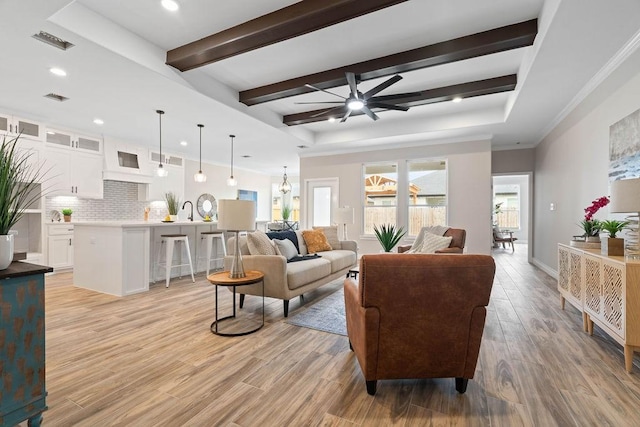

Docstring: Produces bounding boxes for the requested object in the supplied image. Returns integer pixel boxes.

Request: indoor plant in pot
[165,192,180,222]
[282,204,292,221]
[0,135,47,269]
[62,208,73,222]
[600,219,629,256]
[374,223,406,252]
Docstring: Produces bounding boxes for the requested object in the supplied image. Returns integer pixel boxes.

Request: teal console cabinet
[0,262,52,426]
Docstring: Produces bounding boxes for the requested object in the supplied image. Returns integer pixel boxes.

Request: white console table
[557,243,640,372]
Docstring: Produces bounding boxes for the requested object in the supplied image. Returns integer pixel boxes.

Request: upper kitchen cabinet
[138,150,184,202]
[14,137,42,179]
[45,128,102,154]
[45,148,104,199]
[0,113,44,140]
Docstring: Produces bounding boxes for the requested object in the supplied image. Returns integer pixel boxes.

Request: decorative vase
[64,215,71,222]
[602,237,624,256]
[0,234,15,270]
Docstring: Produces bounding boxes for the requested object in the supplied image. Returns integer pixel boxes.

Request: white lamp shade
[610,178,640,213]
[217,199,255,231]
[334,207,354,224]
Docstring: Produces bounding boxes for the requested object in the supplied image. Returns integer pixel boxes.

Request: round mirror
[197,193,217,220]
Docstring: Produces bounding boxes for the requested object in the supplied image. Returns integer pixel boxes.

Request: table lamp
[217,199,256,278]
[610,177,640,259]
[334,206,355,240]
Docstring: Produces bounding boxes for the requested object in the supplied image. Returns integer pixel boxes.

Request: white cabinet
[139,151,184,202]
[45,148,104,198]
[14,137,42,179]
[12,185,44,263]
[0,113,44,140]
[45,128,102,154]
[47,224,74,270]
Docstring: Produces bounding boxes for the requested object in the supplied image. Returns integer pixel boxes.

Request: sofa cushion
[416,232,452,254]
[286,257,332,290]
[295,231,308,255]
[313,226,340,249]
[316,249,356,273]
[267,230,300,252]
[302,229,332,253]
[273,238,298,260]
[247,230,277,255]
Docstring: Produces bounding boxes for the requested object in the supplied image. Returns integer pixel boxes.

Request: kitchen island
[73,221,223,296]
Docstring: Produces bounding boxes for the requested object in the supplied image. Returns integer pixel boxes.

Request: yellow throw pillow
[302,229,332,253]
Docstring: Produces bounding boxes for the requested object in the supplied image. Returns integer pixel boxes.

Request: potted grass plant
[600,219,629,256]
[373,223,406,252]
[165,192,180,221]
[62,208,73,222]
[282,204,292,221]
[0,135,48,269]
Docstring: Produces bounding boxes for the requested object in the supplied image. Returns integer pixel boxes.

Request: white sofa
[224,231,357,317]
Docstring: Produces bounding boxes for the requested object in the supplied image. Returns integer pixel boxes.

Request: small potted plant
[600,219,629,256]
[165,192,180,222]
[282,204,292,221]
[62,208,73,222]
[373,223,406,252]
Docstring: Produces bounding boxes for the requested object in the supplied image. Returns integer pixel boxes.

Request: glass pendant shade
[279,166,291,194]
[194,124,207,182]
[156,109,167,177]
[227,134,237,187]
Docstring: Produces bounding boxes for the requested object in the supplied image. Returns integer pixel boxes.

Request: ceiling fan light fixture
[161,0,179,12]
[227,134,237,187]
[347,99,364,110]
[194,124,207,183]
[328,117,336,123]
[156,109,167,177]
[452,96,463,103]
[279,166,291,194]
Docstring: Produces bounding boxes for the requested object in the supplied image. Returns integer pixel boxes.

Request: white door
[304,178,339,229]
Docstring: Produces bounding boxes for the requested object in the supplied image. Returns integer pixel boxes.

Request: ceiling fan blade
[305,84,347,99]
[346,72,359,97]
[368,102,409,111]
[340,109,352,123]
[294,101,344,104]
[361,106,379,121]
[363,74,402,99]
[311,106,345,118]
[370,92,422,102]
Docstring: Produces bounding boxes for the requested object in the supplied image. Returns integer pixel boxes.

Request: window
[493,184,520,229]
[407,160,447,235]
[363,163,397,234]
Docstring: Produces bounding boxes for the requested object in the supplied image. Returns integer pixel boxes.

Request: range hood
[103,138,153,184]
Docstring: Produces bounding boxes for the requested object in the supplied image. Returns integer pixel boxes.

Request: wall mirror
[197,193,217,219]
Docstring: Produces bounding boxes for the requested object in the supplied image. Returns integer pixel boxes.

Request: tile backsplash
[46,180,167,222]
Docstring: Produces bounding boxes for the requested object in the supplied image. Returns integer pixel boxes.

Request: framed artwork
[610,107,640,180]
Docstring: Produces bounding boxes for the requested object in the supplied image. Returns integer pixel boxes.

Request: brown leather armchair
[397,228,466,254]
[344,253,495,395]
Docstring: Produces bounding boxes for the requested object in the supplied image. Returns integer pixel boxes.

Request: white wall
[533,47,640,272]
[300,139,493,255]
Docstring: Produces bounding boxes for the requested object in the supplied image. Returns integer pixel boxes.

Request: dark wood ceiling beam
[241,19,536,106]
[282,74,517,126]
[166,0,408,72]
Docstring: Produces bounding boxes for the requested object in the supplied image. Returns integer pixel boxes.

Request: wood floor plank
[29,244,640,426]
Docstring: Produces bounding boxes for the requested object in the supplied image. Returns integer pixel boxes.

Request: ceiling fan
[297,72,420,123]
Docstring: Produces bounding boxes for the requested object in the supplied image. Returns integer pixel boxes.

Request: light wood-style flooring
[29,245,640,426]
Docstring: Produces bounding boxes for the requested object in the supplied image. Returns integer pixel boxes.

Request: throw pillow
[247,230,277,256]
[273,238,299,260]
[266,230,300,252]
[419,232,453,254]
[301,229,332,253]
[313,226,339,249]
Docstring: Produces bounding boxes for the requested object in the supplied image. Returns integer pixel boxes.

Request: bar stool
[156,234,195,288]
[199,231,227,276]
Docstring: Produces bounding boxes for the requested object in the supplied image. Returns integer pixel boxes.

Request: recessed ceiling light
[93,118,104,125]
[161,0,179,11]
[49,67,67,77]
[180,140,187,146]
[327,117,336,123]
[452,97,462,103]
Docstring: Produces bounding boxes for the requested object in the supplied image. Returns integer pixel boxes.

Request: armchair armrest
[435,247,463,254]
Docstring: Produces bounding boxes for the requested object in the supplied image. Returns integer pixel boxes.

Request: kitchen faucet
[182,201,193,221]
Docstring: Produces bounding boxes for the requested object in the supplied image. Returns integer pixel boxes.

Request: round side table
[207,270,264,336]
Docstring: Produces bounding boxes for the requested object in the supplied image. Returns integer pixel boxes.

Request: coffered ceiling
[1,0,640,175]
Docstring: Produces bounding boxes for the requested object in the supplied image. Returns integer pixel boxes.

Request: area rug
[286,288,347,336]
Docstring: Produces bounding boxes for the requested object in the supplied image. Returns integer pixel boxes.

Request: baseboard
[531,257,557,280]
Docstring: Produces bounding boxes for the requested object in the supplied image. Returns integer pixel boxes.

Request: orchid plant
[580,196,609,236]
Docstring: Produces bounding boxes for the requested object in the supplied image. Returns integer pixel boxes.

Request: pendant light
[194,124,207,182]
[226,134,237,186]
[279,166,291,194]
[156,110,168,177]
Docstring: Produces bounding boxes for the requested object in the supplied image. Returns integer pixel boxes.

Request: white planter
[0,234,15,270]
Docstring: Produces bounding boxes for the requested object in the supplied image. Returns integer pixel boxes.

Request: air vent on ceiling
[32,31,74,50]
[44,93,69,102]
[241,155,251,158]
